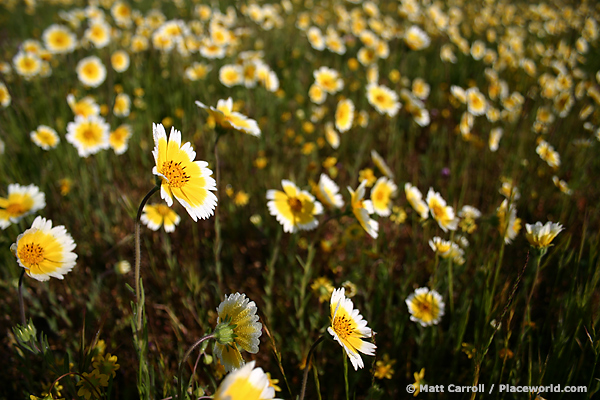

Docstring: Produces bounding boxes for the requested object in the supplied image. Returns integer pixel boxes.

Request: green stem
[343,349,350,400]
[135,185,160,332]
[18,269,26,327]
[299,335,325,400]
[177,333,216,400]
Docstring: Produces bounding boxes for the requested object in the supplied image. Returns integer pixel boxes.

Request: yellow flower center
[6,203,27,216]
[288,197,303,212]
[161,160,190,187]
[431,204,444,218]
[18,242,45,266]
[332,314,353,340]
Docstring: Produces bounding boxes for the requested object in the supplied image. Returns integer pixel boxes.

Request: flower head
[213,293,262,372]
[370,177,397,217]
[213,361,279,400]
[406,287,445,327]
[405,183,429,219]
[0,81,10,108]
[525,221,563,249]
[348,180,379,239]
[335,98,354,133]
[152,123,217,221]
[315,173,344,209]
[0,184,45,229]
[367,83,400,117]
[373,354,396,380]
[67,94,100,118]
[267,180,323,233]
[196,98,261,137]
[111,50,130,72]
[109,124,132,155]
[30,125,60,150]
[66,115,110,157]
[141,204,181,232]
[11,216,77,281]
[328,288,376,370]
[497,199,521,244]
[76,56,107,88]
[405,26,430,50]
[42,24,77,54]
[426,188,458,232]
[371,150,394,178]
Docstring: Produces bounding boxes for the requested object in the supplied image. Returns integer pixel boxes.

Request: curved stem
[49,371,103,399]
[299,335,325,400]
[18,269,26,327]
[177,333,216,400]
[135,185,160,332]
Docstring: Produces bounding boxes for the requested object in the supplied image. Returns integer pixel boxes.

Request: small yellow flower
[411,367,425,396]
[311,276,334,303]
[141,204,181,233]
[358,168,377,187]
[373,354,396,380]
[92,353,120,379]
[233,191,249,206]
[77,370,108,400]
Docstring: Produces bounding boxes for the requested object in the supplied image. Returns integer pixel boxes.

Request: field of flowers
[1,0,599,399]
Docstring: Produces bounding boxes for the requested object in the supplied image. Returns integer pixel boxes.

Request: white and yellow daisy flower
[497,199,521,244]
[314,66,344,94]
[335,98,354,133]
[42,24,77,54]
[525,221,563,250]
[404,25,430,50]
[67,94,100,118]
[367,83,400,117]
[13,51,42,79]
[111,1,132,28]
[405,183,429,219]
[552,176,572,195]
[536,139,561,168]
[111,50,130,73]
[141,203,181,233]
[267,180,323,233]
[185,62,211,81]
[348,180,379,239]
[466,87,487,116]
[196,98,261,137]
[213,293,263,372]
[113,93,131,117]
[426,188,458,232]
[0,184,45,229]
[109,124,132,155]
[412,78,430,100]
[489,127,503,152]
[30,125,60,150]
[66,115,110,157]
[11,216,77,281]
[328,287,376,371]
[324,122,340,149]
[315,173,344,209]
[213,361,278,400]
[308,84,326,104]
[370,177,397,217]
[0,82,10,108]
[371,150,394,178]
[406,287,445,327]
[84,19,111,48]
[152,123,218,221]
[76,56,107,88]
[428,237,454,257]
[219,64,244,87]
[307,26,325,51]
